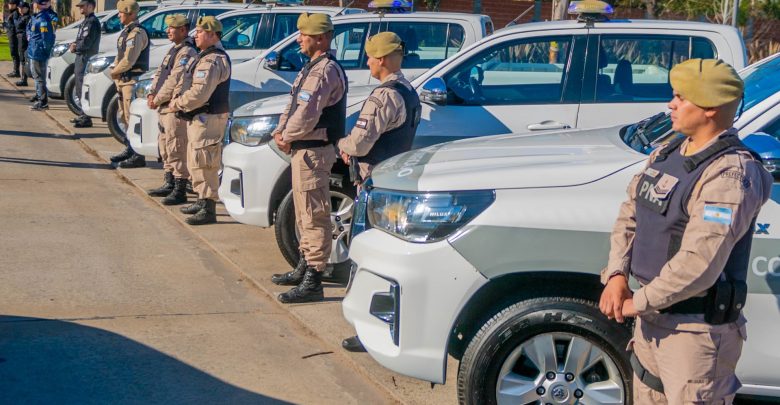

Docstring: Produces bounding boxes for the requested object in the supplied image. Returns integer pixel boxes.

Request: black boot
[185,199,217,225]
[73,116,93,128]
[7,71,20,78]
[272,257,307,286]
[185,180,195,195]
[278,267,324,304]
[110,147,134,163]
[148,171,174,196]
[180,198,205,215]
[30,101,48,111]
[30,95,39,103]
[118,153,146,168]
[15,79,27,86]
[161,177,188,205]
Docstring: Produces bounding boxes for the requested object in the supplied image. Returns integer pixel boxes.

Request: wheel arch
[268,165,292,226]
[59,63,75,95]
[101,86,117,121]
[447,271,606,361]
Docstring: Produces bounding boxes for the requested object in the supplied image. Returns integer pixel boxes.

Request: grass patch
[0,35,11,62]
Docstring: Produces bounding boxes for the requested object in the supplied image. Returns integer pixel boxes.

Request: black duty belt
[630,352,665,393]
[290,139,330,150]
[659,296,706,315]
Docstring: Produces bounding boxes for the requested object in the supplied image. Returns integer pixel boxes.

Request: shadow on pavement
[0,315,293,404]
[0,129,109,140]
[0,156,114,170]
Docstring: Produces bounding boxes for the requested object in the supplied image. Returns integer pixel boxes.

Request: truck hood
[370,125,647,192]
[232,84,378,117]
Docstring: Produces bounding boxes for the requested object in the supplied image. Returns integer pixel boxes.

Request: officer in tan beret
[146,14,198,206]
[338,31,420,184]
[169,16,231,225]
[109,0,150,168]
[270,13,347,304]
[600,59,772,404]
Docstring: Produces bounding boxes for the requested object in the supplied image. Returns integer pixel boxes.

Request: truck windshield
[622,54,780,155]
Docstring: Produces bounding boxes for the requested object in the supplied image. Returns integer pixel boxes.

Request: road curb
[0,74,406,405]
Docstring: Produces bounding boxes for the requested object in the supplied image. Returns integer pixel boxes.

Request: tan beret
[297,13,333,35]
[116,0,139,14]
[670,59,744,108]
[164,14,189,29]
[197,15,222,32]
[366,32,404,58]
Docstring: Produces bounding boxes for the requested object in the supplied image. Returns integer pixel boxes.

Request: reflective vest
[357,79,421,165]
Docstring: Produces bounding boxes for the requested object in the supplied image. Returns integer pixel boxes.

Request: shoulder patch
[367,96,384,109]
[299,91,311,102]
[180,57,189,66]
[127,38,135,47]
[195,70,207,79]
[356,118,368,129]
[703,204,733,225]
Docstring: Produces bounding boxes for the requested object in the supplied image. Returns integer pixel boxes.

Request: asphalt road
[0,80,392,404]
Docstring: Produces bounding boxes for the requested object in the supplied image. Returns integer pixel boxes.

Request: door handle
[527,121,571,131]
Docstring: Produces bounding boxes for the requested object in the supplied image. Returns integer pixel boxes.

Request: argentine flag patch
[299,91,311,102]
[703,205,733,225]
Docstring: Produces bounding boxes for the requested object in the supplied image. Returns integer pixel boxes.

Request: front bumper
[81,71,113,119]
[127,98,160,159]
[218,143,290,227]
[46,55,73,96]
[342,229,488,384]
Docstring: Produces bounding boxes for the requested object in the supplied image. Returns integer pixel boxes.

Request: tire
[63,75,81,115]
[106,95,127,144]
[274,182,356,281]
[457,297,632,405]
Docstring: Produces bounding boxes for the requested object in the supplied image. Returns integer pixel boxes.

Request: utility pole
[732,0,740,26]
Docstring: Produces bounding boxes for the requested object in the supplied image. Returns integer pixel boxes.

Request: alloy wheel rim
[496,332,625,405]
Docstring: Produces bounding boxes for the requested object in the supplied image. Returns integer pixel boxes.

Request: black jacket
[74,12,100,56]
[14,11,30,36]
[6,9,20,36]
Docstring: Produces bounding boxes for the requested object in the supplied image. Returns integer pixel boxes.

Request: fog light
[370,281,400,345]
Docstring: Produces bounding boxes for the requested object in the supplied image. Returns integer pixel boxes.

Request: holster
[175,105,209,122]
[704,280,747,325]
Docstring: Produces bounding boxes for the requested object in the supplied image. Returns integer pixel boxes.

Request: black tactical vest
[287,53,347,148]
[117,22,150,76]
[180,46,232,115]
[631,132,760,285]
[357,79,421,165]
[152,38,196,96]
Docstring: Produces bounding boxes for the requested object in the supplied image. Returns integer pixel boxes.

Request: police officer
[27,0,57,111]
[70,0,101,128]
[599,59,773,404]
[338,31,421,353]
[338,31,420,184]
[109,0,149,168]
[169,16,230,226]
[13,2,31,87]
[270,13,346,304]
[5,0,21,78]
[145,14,197,205]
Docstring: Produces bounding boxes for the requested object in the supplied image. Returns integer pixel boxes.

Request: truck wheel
[274,184,356,282]
[63,75,81,115]
[106,95,127,144]
[457,297,632,405]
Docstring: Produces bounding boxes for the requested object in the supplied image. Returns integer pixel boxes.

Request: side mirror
[743,132,780,178]
[420,77,447,106]
[236,34,250,47]
[101,21,107,33]
[264,51,280,71]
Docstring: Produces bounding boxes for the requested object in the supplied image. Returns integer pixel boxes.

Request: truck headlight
[229,115,280,146]
[86,55,115,74]
[51,42,71,57]
[133,78,153,100]
[367,189,495,243]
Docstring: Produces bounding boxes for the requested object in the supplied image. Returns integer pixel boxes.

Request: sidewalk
[0,64,458,404]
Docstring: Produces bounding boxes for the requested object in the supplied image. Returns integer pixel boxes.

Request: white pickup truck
[343,53,780,405]
[219,13,747,277]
